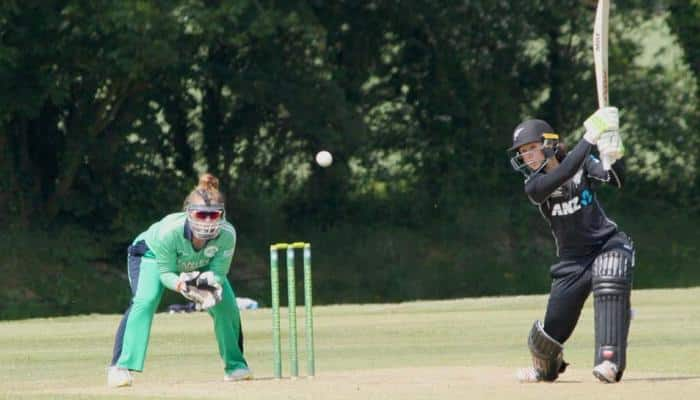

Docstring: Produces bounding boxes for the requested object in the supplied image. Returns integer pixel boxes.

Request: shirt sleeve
[524,139,593,204]
[585,154,625,188]
[208,226,236,285]
[146,229,180,291]
[159,269,180,291]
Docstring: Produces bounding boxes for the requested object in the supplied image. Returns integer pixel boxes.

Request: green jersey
[136,212,236,290]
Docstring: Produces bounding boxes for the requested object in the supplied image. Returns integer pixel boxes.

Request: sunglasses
[190,210,223,220]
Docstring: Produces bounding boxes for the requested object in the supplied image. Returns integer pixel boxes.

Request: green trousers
[113,257,248,373]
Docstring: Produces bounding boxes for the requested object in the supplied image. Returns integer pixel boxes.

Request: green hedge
[2,198,697,320]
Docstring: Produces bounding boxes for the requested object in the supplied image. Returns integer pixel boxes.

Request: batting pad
[592,250,633,380]
[528,320,565,381]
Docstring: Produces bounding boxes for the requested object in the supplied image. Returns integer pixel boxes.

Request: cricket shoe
[516,367,541,383]
[224,367,253,382]
[107,366,133,388]
[593,360,619,383]
[516,361,568,383]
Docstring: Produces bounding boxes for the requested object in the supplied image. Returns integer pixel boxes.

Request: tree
[0,1,180,226]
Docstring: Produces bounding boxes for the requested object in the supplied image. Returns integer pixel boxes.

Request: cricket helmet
[508,119,561,177]
[186,189,225,240]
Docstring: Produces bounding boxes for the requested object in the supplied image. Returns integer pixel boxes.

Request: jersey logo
[204,245,218,258]
[580,189,593,206]
[551,196,581,216]
[179,259,210,271]
[513,127,524,141]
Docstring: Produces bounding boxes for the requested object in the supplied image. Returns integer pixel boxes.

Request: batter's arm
[585,154,625,188]
[525,139,594,203]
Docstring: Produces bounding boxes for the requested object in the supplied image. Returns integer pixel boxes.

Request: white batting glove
[583,107,619,145]
[598,130,624,170]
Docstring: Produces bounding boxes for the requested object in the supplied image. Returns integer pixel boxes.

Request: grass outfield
[2,287,700,400]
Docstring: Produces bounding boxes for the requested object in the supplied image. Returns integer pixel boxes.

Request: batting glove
[583,107,619,145]
[598,130,624,169]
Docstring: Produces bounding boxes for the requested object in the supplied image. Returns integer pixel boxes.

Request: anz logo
[551,189,593,216]
[580,189,593,206]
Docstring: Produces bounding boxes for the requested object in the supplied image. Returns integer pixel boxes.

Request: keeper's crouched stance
[107,174,251,387]
[509,108,635,383]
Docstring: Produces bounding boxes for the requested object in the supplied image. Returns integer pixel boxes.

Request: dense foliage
[1,1,698,318]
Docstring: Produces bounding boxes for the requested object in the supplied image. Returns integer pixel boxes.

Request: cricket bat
[593,0,613,170]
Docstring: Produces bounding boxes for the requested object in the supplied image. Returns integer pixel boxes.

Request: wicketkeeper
[108,173,251,387]
[509,107,634,383]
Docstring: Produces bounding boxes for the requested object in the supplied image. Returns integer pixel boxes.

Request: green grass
[2,287,700,399]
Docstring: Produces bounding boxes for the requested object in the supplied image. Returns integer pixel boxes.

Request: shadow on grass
[529,376,700,384]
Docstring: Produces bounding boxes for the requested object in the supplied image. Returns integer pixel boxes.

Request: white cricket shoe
[224,367,253,382]
[516,360,568,383]
[516,367,541,383]
[107,366,133,388]
[593,360,619,383]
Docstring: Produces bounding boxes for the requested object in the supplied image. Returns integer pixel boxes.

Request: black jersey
[524,139,624,258]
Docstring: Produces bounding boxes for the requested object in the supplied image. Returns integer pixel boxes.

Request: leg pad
[593,251,634,379]
[528,320,564,382]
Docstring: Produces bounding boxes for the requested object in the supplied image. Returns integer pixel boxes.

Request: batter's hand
[584,107,618,145]
[598,130,624,169]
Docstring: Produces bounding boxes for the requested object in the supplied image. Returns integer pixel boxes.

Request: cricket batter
[509,107,634,383]
[107,173,251,387]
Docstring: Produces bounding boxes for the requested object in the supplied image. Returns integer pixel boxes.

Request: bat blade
[593,0,610,108]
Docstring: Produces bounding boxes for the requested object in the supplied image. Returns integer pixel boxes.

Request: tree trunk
[44,81,136,220]
[202,80,224,178]
[544,27,564,130]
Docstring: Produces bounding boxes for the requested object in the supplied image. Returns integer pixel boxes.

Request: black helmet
[508,119,555,151]
[508,119,560,177]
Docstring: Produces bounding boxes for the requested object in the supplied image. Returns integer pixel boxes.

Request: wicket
[269,242,315,379]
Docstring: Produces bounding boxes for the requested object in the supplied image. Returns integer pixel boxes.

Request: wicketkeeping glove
[178,271,223,310]
[195,271,223,302]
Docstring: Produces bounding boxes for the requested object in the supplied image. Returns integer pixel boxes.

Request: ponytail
[183,173,225,208]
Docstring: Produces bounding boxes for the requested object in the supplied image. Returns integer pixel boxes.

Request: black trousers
[543,231,634,343]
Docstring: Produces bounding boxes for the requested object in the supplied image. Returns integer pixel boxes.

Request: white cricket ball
[315,150,333,167]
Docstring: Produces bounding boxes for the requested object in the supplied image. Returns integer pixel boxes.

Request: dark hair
[183,173,225,208]
[555,143,568,162]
